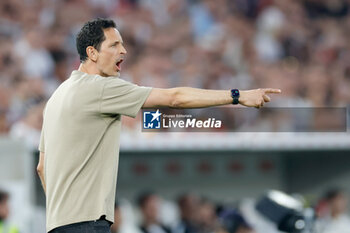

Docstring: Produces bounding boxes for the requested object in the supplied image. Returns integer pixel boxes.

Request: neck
[78,61,100,76]
[331,211,341,218]
[144,218,158,227]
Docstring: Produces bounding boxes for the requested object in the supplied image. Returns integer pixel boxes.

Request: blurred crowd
[2,186,350,233]
[99,189,350,233]
[111,191,254,233]
[98,189,350,233]
[1,0,350,150]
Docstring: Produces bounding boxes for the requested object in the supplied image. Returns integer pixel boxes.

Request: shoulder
[340,214,350,223]
[101,76,142,93]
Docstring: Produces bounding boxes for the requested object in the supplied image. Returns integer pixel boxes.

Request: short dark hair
[324,188,344,201]
[177,192,194,207]
[76,18,116,62]
[137,191,156,208]
[0,190,9,203]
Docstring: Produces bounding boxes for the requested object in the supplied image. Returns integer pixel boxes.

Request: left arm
[37,151,46,195]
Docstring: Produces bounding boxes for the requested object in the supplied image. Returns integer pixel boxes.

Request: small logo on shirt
[143,109,162,129]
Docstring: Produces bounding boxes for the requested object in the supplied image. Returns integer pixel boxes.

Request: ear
[86,46,98,62]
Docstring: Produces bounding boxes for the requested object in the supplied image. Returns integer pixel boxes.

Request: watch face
[231,89,240,104]
[232,89,239,97]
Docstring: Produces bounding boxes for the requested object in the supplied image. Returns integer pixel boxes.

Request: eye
[111,42,119,47]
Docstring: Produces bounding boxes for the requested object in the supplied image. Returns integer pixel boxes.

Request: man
[110,203,121,233]
[315,188,350,233]
[111,202,140,233]
[175,193,200,233]
[37,18,281,233]
[137,192,171,233]
[0,190,19,233]
[219,208,255,233]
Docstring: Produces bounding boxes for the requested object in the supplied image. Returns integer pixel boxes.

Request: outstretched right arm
[142,87,281,109]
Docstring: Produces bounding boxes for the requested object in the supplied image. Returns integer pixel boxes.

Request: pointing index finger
[263,88,281,94]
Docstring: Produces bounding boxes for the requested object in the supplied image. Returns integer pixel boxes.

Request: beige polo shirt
[39,70,152,232]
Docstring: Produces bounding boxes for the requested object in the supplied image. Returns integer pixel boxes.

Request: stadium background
[1,0,350,233]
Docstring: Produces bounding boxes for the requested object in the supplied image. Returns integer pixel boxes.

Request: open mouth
[116,59,124,71]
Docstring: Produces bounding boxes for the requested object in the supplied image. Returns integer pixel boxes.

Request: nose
[121,45,127,55]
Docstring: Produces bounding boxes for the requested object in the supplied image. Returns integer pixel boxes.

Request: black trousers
[49,219,111,233]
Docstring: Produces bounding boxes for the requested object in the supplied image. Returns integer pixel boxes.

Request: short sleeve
[38,106,46,152]
[100,78,152,118]
[39,124,45,152]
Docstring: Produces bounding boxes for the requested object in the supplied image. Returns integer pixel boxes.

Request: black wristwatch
[231,89,240,105]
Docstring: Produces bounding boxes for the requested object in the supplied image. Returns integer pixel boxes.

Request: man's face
[0,199,9,220]
[181,195,200,221]
[96,28,127,77]
[330,193,348,215]
[142,195,159,222]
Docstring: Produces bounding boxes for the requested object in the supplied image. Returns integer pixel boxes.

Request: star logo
[150,109,162,122]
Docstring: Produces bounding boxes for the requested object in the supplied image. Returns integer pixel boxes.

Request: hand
[239,88,281,108]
